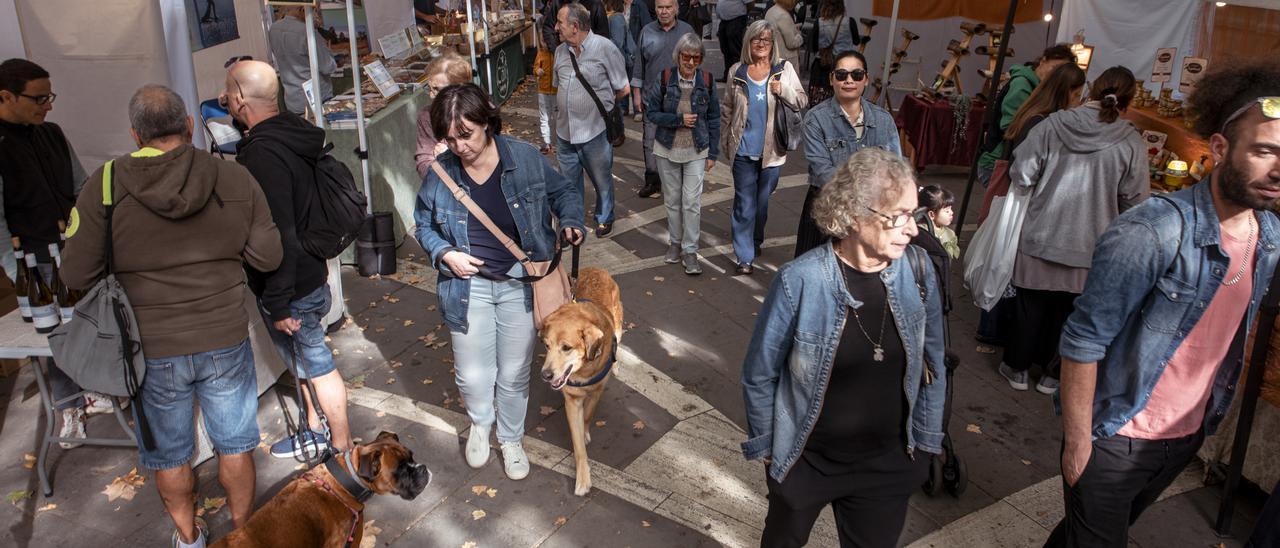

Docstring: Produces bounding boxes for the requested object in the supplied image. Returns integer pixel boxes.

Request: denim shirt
[1060,181,1280,439]
[643,68,721,158]
[413,135,585,333]
[802,98,902,189]
[741,243,948,482]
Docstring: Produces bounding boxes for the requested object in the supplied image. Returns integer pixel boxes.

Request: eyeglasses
[680,54,703,63]
[219,75,247,109]
[1220,97,1280,135]
[750,37,773,45]
[833,69,867,82]
[19,92,56,105]
[224,55,253,69]
[866,206,916,228]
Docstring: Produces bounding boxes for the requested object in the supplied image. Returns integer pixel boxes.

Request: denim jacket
[643,68,721,158]
[802,97,902,189]
[741,243,947,482]
[413,135,585,333]
[1060,181,1280,439]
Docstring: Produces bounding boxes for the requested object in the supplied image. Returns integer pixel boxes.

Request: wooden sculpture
[928,21,986,96]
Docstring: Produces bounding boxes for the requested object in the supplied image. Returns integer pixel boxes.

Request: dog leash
[274,335,332,469]
[302,465,362,548]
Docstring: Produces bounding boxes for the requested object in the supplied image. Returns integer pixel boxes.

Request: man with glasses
[796,50,901,257]
[632,0,693,199]
[1048,59,1280,547]
[0,57,110,448]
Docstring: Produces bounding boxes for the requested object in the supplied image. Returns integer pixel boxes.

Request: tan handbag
[430,163,572,330]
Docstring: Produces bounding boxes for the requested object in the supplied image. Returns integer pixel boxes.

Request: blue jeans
[656,155,706,254]
[449,277,537,444]
[137,338,259,470]
[556,131,615,224]
[731,155,781,265]
[262,284,337,379]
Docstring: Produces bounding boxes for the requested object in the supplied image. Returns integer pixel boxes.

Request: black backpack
[298,143,367,259]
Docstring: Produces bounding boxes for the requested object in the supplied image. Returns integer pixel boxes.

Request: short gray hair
[812,148,917,239]
[563,2,591,33]
[129,84,188,143]
[740,20,781,66]
[671,32,705,65]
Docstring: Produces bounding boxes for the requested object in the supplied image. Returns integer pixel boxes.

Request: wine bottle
[25,252,59,333]
[56,221,85,306]
[12,237,31,323]
[48,244,75,324]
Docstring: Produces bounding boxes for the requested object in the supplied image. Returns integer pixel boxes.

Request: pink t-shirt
[1119,218,1256,440]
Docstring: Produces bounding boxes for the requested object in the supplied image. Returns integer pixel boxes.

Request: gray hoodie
[1012,103,1149,269]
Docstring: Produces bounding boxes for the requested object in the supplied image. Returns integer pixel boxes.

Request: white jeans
[537,93,556,146]
[449,277,536,443]
[656,155,707,254]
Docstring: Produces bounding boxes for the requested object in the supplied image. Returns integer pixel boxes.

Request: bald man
[268,6,336,114]
[221,61,352,459]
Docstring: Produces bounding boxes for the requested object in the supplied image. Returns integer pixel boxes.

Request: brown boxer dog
[212,431,431,548]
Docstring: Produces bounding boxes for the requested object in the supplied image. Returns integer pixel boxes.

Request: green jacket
[978,64,1040,171]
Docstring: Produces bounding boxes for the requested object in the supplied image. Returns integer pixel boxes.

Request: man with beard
[1049,59,1280,547]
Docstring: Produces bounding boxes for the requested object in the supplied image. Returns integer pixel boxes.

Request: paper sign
[407,25,425,53]
[1179,57,1209,94]
[1151,47,1177,83]
[378,30,412,59]
[1141,130,1168,158]
[362,60,400,98]
[302,78,316,107]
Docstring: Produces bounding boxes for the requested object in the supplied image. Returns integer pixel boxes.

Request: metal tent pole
[954,0,1019,233]
[466,0,480,84]
[345,0,372,210]
[304,5,326,129]
[877,0,900,94]
[481,0,493,96]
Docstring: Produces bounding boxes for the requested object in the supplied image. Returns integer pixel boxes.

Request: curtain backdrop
[1055,0,1201,82]
[872,0,1044,23]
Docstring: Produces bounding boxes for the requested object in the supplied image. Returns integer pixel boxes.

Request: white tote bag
[963,185,1033,311]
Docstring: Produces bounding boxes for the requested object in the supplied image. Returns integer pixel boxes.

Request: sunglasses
[680,54,703,63]
[224,55,253,68]
[1220,97,1280,135]
[19,92,56,105]
[833,69,867,82]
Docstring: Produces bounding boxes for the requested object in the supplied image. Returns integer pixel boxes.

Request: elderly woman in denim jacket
[741,148,945,548]
[414,84,585,481]
[644,32,720,275]
[721,20,807,276]
[796,50,902,257]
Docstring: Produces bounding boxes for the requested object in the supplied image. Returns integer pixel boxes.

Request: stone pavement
[0,41,1270,548]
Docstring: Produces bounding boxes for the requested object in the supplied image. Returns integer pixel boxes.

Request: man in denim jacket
[1050,61,1280,547]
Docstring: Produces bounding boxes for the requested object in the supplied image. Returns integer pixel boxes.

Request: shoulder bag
[47,160,156,450]
[568,49,626,147]
[773,61,804,154]
[429,162,572,329]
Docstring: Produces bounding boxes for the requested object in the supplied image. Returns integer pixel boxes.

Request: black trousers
[1045,430,1205,548]
[1248,479,1280,548]
[761,451,927,548]
[1005,287,1078,378]
[718,15,748,80]
[794,185,828,258]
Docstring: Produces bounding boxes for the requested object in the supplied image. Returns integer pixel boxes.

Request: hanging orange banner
[872,0,1044,24]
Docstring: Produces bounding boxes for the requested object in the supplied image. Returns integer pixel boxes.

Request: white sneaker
[465,423,491,468]
[84,391,122,415]
[998,363,1029,391]
[500,441,530,480]
[59,408,86,449]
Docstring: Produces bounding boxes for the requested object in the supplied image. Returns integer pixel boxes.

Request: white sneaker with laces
[59,408,86,449]
[465,423,491,468]
[84,392,119,415]
[500,441,530,480]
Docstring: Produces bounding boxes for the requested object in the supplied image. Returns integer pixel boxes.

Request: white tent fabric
[1056,0,1202,83]
[0,0,24,60]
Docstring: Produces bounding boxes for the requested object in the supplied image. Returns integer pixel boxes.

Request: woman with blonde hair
[415,52,474,178]
[742,147,945,547]
[721,20,806,275]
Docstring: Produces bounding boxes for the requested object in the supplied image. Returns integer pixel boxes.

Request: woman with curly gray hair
[740,147,947,547]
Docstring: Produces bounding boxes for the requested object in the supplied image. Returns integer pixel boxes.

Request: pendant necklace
[849,298,889,361]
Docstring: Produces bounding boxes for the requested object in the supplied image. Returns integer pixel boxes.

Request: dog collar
[325,450,375,503]
[567,336,617,388]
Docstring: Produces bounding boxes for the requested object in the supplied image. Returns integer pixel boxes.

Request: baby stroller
[911,210,968,498]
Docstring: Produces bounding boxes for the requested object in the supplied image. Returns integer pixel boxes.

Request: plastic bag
[963,185,1032,311]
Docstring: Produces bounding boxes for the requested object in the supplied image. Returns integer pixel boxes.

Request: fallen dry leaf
[1020,459,1032,466]
[625,322,637,330]
[540,406,556,417]
[422,378,434,385]
[594,420,606,427]
[554,516,568,526]
[101,468,146,502]
[471,485,488,496]
[375,411,386,417]
[388,297,401,304]
[201,497,227,515]
[641,520,652,527]
[644,291,654,296]
[632,420,646,430]
[428,305,438,311]
[385,378,397,385]
[360,519,383,548]
[472,509,486,520]
[535,425,547,433]
[403,319,414,327]
[653,276,665,282]
[462,542,477,548]
[23,453,35,470]
[965,424,983,435]
[485,488,497,498]
[36,503,56,512]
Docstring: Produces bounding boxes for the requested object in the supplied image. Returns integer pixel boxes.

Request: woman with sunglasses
[796,50,901,258]
[721,20,807,275]
[741,147,945,548]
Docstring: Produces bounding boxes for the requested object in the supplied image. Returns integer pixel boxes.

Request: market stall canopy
[871,0,1043,23]
[1211,0,1277,8]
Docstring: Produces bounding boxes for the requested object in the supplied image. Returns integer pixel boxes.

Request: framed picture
[1070,43,1094,72]
[188,0,240,51]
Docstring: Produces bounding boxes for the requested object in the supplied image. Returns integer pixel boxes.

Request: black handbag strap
[103,160,118,275]
[568,49,612,122]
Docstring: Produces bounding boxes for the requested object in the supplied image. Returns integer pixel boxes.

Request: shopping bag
[963,184,1031,311]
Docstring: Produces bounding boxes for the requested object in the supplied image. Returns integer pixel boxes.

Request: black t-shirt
[804,261,909,473]
[462,161,521,278]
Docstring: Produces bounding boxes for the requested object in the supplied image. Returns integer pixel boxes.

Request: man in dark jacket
[222,60,353,459]
[62,84,282,548]
[0,57,108,449]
